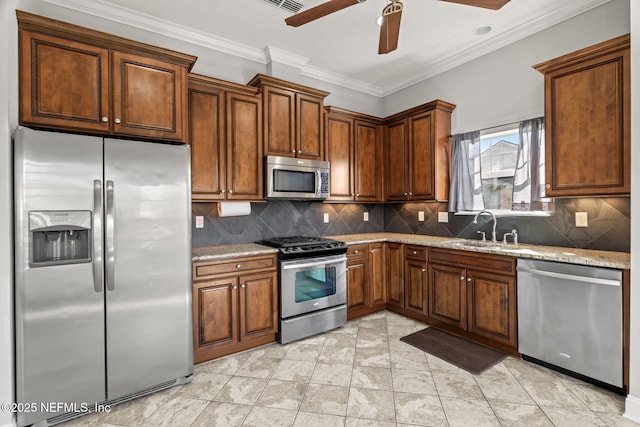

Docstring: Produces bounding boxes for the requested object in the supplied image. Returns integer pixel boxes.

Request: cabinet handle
[114,118,121,124]
[236,264,241,269]
[356,194,360,197]
[370,250,374,253]
[545,184,551,189]
[221,189,225,193]
[102,117,108,123]
[412,250,417,255]
[460,276,464,280]
[404,193,408,196]
[228,190,233,194]
[409,192,413,196]
[292,149,296,153]
[354,250,359,254]
[233,285,237,290]
[241,284,246,289]
[298,150,301,154]
[422,268,426,272]
[467,278,472,282]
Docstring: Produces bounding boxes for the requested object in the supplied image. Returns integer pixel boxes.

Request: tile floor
[62,311,636,427]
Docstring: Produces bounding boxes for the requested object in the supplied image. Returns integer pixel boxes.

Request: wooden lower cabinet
[386,243,404,309]
[346,243,386,319]
[428,248,517,354]
[192,254,278,363]
[404,246,428,318]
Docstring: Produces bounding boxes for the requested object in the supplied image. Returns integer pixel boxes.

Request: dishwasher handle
[517,266,621,287]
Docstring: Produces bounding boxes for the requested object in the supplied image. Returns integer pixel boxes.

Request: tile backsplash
[192,197,630,253]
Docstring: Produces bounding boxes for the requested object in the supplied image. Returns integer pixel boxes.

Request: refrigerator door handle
[93,180,104,293]
[106,180,115,291]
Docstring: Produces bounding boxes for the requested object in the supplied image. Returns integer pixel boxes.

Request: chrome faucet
[473,210,497,243]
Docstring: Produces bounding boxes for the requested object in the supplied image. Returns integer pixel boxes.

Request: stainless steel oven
[258,236,348,344]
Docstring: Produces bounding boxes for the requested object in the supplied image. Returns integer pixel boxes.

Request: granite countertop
[328,233,630,270]
[192,233,630,270]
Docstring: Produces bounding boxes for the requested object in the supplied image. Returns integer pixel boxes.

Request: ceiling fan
[285,0,511,54]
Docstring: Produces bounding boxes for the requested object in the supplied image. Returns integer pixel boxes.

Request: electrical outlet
[323,213,329,224]
[363,212,369,222]
[418,211,425,222]
[438,212,449,223]
[575,212,588,227]
[195,216,204,229]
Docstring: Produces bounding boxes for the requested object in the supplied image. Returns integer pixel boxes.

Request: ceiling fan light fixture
[473,25,493,35]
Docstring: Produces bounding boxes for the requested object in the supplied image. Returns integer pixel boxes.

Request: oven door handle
[281,255,347,270]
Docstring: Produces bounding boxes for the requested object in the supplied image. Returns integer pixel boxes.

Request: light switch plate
[363,212,369,222]
[438,212,449,223]
[195,216,204,229]
[323,213,330,224]
[418,211,425,222]
[575,212,588,227]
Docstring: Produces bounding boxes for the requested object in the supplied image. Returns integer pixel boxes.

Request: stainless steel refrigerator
[14,127,194,427]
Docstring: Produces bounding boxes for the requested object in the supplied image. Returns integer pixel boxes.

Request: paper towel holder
[217,202,251,217]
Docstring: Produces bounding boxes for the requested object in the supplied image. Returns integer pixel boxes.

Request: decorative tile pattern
[193,197,630,252]
[60,311,631,427]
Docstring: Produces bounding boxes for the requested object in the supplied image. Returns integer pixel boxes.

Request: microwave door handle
[316,170,322,196]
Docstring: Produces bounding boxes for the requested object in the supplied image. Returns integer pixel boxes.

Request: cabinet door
[385,119,409,201]
[347,257,368,311]
[544,48,630,196]
[111,51,186,142]
[297,94,324,160]
[368,243,386,307]
[239,272,278,341]
[466,270,516,348]
[326,114,354,201]
[386,243,404,308]
[226,91,263,200]
[263,86,296,157]
[20,30,110,133]
[404,258,427,317]
[355,121,382,202]
[189,85,226,201]
[408,111,434,200]
[193,277,238,361]
[428,263,466,330]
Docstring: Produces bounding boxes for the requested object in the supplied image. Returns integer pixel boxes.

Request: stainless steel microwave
[265,155,330,200]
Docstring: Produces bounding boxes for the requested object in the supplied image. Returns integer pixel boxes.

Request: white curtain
[449,131,482,212]
[512,117,545,208]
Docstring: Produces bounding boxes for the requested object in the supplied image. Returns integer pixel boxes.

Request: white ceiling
[43,0,612,96]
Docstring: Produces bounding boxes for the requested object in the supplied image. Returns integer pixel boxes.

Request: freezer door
[14,128,105,427]
[104,138,193,399]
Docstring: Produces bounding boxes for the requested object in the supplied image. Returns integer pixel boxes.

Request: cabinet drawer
[347,244,369,259]
[429,248,515,275]
[405,245,427,260]
[194,255,276,280]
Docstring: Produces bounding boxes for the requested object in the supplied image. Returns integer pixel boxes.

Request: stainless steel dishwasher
[517,258,623,390]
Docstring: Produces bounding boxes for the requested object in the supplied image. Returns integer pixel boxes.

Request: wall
[384,0,630,134]
[624,1,640,423]
[193,197,630,253]
[384,198,630,252]
[192,202,384,246]
[0,0,15,424]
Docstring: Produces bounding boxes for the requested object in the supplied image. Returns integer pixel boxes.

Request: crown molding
[40,0,613,98]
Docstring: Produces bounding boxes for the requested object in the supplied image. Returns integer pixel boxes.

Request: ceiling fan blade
[378,1,403,54]
[285,0,364,27]
[440,0,510,10]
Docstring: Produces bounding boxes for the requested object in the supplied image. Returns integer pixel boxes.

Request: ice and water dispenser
[29,211,92,266]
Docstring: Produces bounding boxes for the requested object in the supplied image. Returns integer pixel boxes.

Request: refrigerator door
[14,127,106,427]
[104,138,193,399]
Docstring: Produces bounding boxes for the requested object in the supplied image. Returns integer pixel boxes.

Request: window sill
[454,210,554,218]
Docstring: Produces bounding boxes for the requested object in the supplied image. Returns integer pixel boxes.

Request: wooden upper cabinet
[384,100,455,202]
[18,10,196,143]
[325,107,383,202]
[188,74,262,202]
[249,74,329,160]
[534,34,630,197]
[226,91,263,200]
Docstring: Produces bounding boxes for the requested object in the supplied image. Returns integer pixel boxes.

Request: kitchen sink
[445,240,541,255]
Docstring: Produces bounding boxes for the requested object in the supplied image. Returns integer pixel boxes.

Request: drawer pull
[236,264,241,269]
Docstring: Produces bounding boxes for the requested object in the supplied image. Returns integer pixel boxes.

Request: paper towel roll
[217,202,251,217]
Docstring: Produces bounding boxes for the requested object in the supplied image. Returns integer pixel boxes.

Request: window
[449,117,552,215]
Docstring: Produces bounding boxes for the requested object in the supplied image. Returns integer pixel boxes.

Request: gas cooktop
[258,236,347,259]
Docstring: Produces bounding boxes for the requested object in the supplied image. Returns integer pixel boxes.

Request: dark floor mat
[400,327,507,375]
